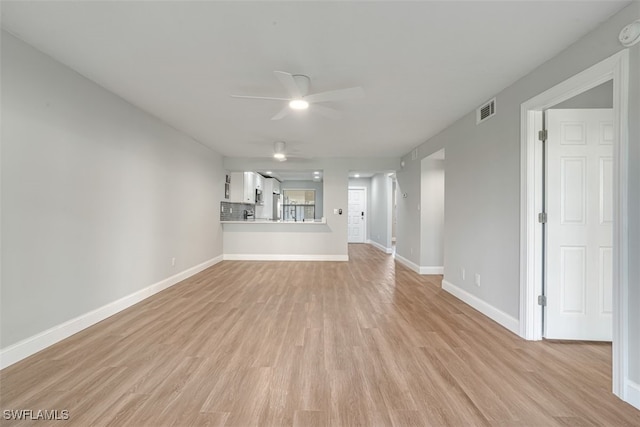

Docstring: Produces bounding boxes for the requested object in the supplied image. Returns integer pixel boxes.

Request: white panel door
[545,109,613,341]
[348,188,366,243]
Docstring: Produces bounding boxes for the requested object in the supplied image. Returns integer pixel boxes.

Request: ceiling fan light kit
[273,141,288,161]
[288,99,309,110]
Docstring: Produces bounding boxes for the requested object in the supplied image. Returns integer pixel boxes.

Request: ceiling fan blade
[304,86,364,104]
[231,95,289,101]
[271,106,291,121]
[274,71,302,99]
[312,104,341,120]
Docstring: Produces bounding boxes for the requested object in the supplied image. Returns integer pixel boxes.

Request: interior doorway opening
[348,171,396,253]
[420,149,445,275]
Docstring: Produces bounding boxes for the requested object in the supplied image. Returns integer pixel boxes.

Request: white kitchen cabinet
[229,171,257,204]
[255,174,264,191]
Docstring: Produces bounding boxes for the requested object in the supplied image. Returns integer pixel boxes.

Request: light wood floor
[1,244,639,426]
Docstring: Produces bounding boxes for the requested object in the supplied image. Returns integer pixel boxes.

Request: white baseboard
[366,240,393,254]
[420,266,444,275]
[0,255,223,370]
[394,253,421,274]
[223,254,348,261]
[442,280,520,336]
[393,254,443,275]
[625,379,640,410]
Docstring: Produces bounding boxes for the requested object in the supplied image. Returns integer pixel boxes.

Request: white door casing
[545,109,613,341]
[348,188,366,243]
[520,49,629,401]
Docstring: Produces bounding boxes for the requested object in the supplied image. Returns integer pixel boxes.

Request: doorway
[520,50,629,398]
[348,187,366,243]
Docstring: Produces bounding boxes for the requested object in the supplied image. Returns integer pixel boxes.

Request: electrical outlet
[171,257,176,267]
[461,268,466,280]
[220,205,224,213]
[410,248,413,255]
[475,273,481,287]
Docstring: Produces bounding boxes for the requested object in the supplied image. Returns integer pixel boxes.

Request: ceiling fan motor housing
[292,74,310,96]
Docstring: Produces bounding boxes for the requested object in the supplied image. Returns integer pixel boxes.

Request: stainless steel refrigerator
[272,193,282,220]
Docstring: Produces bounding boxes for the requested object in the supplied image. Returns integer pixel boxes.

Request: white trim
[394,253,421,274]
[625,379,640,411]
[223,254,348,261]
[519,50,629,399]
[393,254,443,275]
[386,176,394,251]
[366,239,393,254]
[442,280,520,336]
[0,255,223,369]
[348,186,367,243]
[419,266,444,275]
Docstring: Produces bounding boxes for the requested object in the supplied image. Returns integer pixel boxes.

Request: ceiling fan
[272,141,307,162]
[231,71,364,120]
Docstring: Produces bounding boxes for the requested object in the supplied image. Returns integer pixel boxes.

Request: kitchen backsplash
[220,201,255,221]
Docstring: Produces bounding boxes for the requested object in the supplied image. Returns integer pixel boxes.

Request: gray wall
[281,180,324,219]
[1,33,225,348]
[396,160,421,263]
[369,174,393,250]
[420,158,445,268]
[396,2,640,385]
[552,80,613,109]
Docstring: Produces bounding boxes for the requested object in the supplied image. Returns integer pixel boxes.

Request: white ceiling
[1,1,629,160]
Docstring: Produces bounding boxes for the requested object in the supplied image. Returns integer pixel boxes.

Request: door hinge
[538,129,548,141]
[538,212,547,224]
[538,295,547,306]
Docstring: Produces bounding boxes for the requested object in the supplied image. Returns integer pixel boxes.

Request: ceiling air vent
[476,98,496,124]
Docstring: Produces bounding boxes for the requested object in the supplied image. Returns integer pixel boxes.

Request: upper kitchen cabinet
[272,179,281,195]
[255,173,264,191]
[229,171,257,204]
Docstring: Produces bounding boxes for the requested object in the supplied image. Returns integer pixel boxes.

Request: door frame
[348,186,367,243]
[519,50,629,398]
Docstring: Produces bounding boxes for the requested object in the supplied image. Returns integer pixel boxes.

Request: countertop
[221,218,327,225]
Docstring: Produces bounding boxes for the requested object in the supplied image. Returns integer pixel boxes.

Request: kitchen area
[220,170,325,224]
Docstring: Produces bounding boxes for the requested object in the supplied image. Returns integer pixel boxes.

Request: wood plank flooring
[1,244,639,426]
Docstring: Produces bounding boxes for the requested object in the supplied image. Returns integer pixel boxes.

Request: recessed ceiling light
[265,171,272,174]
[354,174,360,178]
[289,99,309,110]
[273,153,287,161]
